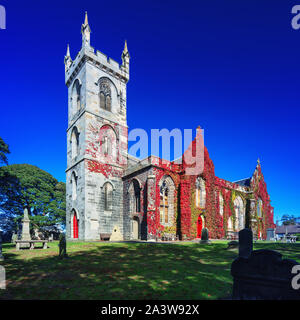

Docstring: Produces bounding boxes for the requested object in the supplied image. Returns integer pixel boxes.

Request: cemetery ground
[0,241,299,300]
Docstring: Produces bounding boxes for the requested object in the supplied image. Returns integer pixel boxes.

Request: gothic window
[196,177,206,208]
[128,179,141,214]
[100,92,105,109]
[71,172,77,201]
[72,79,81,113]
[159,176,175,226]
[102,135,112,156]
[160,182,169,224]
[234,196,244,231]
[71,127,79,160]
[103,182,113,211]
[257,198,263,217]
[227,216,233,231]
[99,79,111,111]
[219,193,224,216]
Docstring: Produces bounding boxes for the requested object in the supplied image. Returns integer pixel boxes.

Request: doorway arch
[197,215,205,238]
[131,216,139,240]
[72,209,79,239]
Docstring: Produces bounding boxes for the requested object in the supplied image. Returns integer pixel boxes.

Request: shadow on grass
[0,242,237,300]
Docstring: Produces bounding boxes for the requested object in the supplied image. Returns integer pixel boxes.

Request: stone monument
[200,227,211,244]
[109,226,123,241]
[11,232,17,243]
[231,249,300,300]
[58,234,68,259]
[238,228,253,259]
[20,208,31,248]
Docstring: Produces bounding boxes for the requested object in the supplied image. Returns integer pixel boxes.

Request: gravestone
[227,240,239,250]
[110,226,123,241]
[58,234,68,259]
[0,231,4,261]
[11,232,17,243]
[200,227,211,244]
[231,249,300,300]
[33,228,40,240]
[20,208,31,248]
[49,234,54,242]
[239,228,253,258]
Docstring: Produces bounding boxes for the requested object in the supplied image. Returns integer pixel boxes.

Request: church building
[65,13,275,241]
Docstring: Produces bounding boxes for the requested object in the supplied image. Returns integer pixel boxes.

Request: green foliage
[282,215,296,225]
[0,137,10,165]
[0,164,66,232]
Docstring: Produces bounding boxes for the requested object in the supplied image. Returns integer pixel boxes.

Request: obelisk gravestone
[21,208,31,248]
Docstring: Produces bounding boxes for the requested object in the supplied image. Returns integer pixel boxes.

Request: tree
[281,215,296,225]
[0,137,10,165]
[0,164,66,233]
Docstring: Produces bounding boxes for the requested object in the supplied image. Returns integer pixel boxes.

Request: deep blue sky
[1,0,300,222]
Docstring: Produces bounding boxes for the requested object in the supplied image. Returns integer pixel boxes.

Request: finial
[84,11,89,26]
[124,40,128,53]
[81,11,91,47]
[257,158,260,165]
[66,44,70,58]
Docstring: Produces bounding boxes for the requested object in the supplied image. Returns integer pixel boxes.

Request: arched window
[257,198,263,217]
[72,79,81,113]
[227,216,233,231]
[103,183,113,211]
[160,182,169,224]
[196,177,206,208]
[71,172,77,201]
[159,176,175,226]
[102,136,112,156]
[128,179,141,214]
[100,92,105,109]
[99,79,111,111]
[71,127,79,159]
[219,193,224,216]
[234,196,245,231]
[99,125,117,161]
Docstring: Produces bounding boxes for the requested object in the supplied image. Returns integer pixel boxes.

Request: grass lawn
[0,240,299,300]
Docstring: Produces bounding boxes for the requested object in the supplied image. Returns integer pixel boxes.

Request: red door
[197,216,203,238]
[73,214,78,239]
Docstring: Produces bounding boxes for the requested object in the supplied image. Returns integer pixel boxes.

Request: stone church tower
[65,13,129,240]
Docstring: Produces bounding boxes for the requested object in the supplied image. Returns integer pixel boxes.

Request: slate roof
[232,177,251,187]
[275,224,300,234]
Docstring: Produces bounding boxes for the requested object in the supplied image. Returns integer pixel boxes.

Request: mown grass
[0,240,299,300]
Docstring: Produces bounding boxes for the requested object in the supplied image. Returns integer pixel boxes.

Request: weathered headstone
[0,231,4,261]
[109,225,123,241]
[227,240,239,250]
[49,233,54,242]
[58,234,67,259]
[33,228,40,240]
[239,228,253,258]
[231,249,300,300]
[200,227,211,244]
[11,232,17,243]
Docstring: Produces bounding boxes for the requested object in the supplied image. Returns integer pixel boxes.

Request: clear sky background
[0,0,299,223]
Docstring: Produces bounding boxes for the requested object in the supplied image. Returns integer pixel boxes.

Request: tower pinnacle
[64,44,72,71]
[121,40,130,72]
[81,11,91,47]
